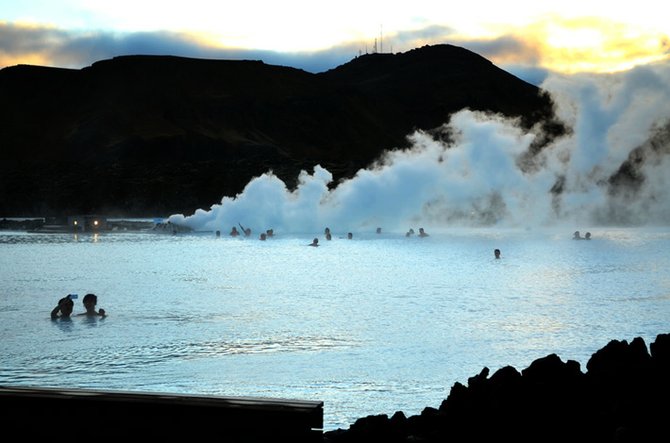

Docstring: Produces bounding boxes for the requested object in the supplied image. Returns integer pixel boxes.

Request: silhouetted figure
[494,249,501,259]
[215,230,221,238]
[347,232,353,239]
[77,293,106,317]
[309,238,319,247]
[325,232,332,240]
[239,223,251,237]
[406,228,415,237]
[51,295,74,319]
[573,231,582,240]
[585,232,591,240]
[266,229,274,238]
[418,228,429,237]
[376,227,382,234]
[259,233,267,241]
[230,226,239,237]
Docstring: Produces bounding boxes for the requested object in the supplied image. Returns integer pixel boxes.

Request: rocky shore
[324,333,669,443]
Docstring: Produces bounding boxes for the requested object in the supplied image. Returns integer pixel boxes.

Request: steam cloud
[168,61,670,233]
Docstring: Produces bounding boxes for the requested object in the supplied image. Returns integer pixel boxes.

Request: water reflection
[51,317,74,332]
[2,227,669,432]
[81,316,104,328]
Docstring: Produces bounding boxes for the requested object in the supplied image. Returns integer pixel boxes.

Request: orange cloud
[517,15,670,73]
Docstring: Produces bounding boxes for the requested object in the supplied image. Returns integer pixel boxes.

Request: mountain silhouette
[0,44,565,217]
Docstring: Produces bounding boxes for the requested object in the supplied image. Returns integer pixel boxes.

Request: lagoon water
[1,226,669,430]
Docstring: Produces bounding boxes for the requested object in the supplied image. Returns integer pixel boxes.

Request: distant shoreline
[0,217,157,233]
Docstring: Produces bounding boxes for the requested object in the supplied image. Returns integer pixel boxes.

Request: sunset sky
[1,0,668,84]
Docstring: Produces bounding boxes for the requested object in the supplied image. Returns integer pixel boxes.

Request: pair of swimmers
[51,293,106,319]
[229,225,274,239]
[230,224,251,237]
[406,228,429,237]
[573,231,592,240]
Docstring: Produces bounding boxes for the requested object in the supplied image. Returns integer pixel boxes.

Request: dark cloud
[0,23,71,53]
[391,25,456,47]
[0,22,548,79]
[459,35,535,60]
[0,23,360,73]
[445,35,547,85]
[500,65,550,86]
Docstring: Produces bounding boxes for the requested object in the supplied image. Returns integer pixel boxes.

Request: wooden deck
[0,385,323,441]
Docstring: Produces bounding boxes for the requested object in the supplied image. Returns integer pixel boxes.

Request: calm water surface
[1,227,669,430]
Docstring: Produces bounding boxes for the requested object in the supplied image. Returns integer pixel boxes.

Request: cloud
[389,25,456,48]
[520,15,670,73]
[0,23,358,73]
[0,21,552,79]
[5,16,666,80]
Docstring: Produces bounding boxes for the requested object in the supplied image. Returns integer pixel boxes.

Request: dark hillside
[321,45,551,130]
[0,45,564,217]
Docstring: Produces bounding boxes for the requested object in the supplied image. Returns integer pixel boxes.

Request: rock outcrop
[324,333,670,442]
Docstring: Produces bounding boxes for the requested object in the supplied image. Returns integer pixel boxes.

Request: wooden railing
[0,385,323,442]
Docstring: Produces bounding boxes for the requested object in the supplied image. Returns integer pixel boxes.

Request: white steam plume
[168,60,670,233]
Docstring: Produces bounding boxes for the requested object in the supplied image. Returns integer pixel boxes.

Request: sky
[1,0,668,83]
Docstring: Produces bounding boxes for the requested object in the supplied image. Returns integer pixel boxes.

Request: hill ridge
[0,44,563,217]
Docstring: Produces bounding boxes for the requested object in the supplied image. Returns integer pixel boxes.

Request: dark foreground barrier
[0,385,323,442]
[324,333,670,443]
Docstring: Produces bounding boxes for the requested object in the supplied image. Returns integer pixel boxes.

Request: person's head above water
[80,293,106,316]
[61,297,74,313]
[494,248,501,259]
[83,293,97,308]
[51,296,74,318]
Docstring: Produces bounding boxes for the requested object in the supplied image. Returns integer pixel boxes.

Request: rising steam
[168,60,670,233]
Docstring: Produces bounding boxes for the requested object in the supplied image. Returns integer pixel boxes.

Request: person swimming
[573,231,582,240]
[308,238,319,247]
[230,226,239,237]
[585,232,592,240]
[77,293,106,317]
[239,223,251,237]
[406,228,415,237]
[418,228,429,237]
[51,295,74,319]
[494,248,501,259]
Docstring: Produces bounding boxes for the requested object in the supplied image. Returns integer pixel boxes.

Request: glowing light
[546,25,605,51]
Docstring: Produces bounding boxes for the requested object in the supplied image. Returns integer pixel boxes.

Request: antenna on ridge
[380,24,383,53]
